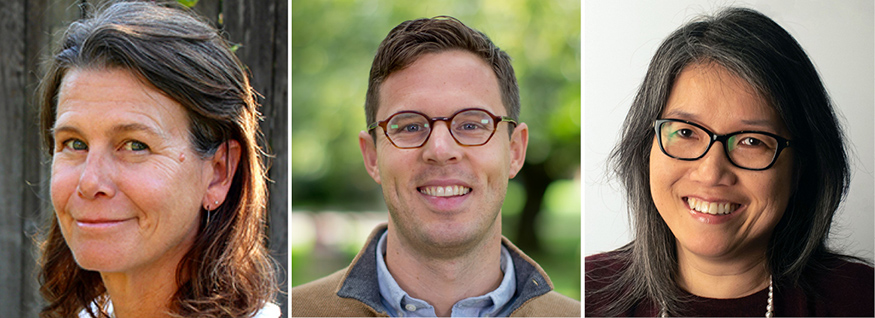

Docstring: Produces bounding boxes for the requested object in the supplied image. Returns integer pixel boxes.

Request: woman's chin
[72,255,127,273]
[69,244,136,273]
[676,237,740,260]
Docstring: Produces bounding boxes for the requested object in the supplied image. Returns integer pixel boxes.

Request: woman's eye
[123,140,149,151]
[63,139,88,151]
[740,137,764,147]
[677,128,695,138]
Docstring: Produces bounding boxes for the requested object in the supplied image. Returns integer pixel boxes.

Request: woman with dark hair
[37,1,278,317]
[585,7,873,317]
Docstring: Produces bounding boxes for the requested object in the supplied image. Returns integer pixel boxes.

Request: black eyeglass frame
[654,118,793,171]
[367,107,518,149]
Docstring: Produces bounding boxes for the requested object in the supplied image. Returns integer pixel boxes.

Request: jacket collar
[333,223,554,316]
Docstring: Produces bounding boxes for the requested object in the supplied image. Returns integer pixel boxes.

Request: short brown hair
[37,1,275,317]
[365,16,519,131]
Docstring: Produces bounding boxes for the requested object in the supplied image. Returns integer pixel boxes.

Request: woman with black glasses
[585,7,873,317]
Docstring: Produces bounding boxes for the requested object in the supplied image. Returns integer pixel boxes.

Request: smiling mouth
[76,218,130,225]
[419,185,471,197]
[73,218,134,231]
[686,197,740,215]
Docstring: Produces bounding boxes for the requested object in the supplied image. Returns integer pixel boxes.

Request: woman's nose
[689,143,737,186]
[421,121,462,165]
[77,150,117,199]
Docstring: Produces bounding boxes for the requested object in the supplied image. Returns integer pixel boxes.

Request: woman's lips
[683,197,742,225]
[75,218,133,230]
[686,197,740,215]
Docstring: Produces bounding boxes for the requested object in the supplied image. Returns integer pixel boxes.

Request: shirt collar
[375,231,517,317]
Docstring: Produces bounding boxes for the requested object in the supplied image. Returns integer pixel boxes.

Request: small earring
[205,201,219,224]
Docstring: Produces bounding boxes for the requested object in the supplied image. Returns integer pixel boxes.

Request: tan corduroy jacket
[292,224,580,317]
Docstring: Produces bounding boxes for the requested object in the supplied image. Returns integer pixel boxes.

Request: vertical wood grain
[0,0,29,313]
[221,0,289,314]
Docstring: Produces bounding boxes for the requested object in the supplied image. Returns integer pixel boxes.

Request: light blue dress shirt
[375,231,517,317]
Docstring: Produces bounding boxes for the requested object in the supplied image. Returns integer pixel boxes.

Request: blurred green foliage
[292,0,580,209]
[292,0,580,300]
[176,0,198,8]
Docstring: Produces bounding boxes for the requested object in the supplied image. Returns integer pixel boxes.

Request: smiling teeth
[420,185,471,197]
[687,197,739,215]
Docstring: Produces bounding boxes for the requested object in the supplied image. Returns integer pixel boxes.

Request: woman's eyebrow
[739,118,776,130]
[50,125,80,137]
[663,110,779,131]
[662,110,696,120]
[109,122,165,139]
[51,123,167,139]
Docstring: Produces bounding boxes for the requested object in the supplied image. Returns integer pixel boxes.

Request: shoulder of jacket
[291,268,387,317]
[292,268,345,294]
[510,291,581,317]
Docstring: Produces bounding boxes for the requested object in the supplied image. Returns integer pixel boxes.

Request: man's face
[359,50,528,252]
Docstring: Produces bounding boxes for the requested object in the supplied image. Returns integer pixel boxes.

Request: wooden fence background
[0,0,288,316]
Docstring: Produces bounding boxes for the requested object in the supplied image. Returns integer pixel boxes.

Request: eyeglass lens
[658,121,780,169]
[386,109,496,147]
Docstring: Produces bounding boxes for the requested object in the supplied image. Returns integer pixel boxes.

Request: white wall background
[583,0,875,261]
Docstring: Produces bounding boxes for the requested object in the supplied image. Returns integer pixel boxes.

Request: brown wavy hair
[364,16,520,135]
[37,1,276,317]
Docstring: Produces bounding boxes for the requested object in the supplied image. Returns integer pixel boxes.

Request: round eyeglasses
[367,108,518,149]
[654,118,792,171]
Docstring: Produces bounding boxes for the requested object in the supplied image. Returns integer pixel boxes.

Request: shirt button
[405,304,417,312]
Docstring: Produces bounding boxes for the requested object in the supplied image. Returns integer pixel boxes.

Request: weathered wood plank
[0,0,28,314]
[188,0,221,27]
[222,0,289,314]
[268,1,289,315]
[23,0,51,315]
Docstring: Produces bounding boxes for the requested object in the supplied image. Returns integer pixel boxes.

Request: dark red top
[585,251,874,317]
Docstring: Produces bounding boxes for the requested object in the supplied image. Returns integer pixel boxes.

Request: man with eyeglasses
[291,16,580,317]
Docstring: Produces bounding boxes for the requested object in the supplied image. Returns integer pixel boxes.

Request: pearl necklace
[660,275,773,317]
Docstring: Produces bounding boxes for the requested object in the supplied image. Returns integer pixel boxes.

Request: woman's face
[649,63,794,261]
[51,68,211,273]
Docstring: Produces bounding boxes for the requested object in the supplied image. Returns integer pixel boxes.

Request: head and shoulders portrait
[18,1,288,317]
[291,1,580,317]
[584,1,874,316]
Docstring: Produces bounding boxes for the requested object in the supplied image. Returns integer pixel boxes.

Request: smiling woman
[51,69,210,274]
[37,2,277,318]
[584,7,874,317]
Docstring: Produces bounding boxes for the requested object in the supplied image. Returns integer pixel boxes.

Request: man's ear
[359,131,381,184]
[508,123,528,178]
[204,140,242,207]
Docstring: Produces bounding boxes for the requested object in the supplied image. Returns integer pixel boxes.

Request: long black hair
[588,7,854,316]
